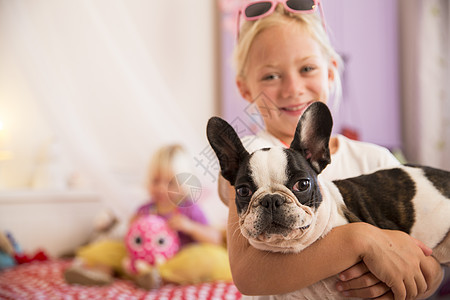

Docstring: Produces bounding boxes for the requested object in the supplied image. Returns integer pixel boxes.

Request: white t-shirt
[241,131,400,181]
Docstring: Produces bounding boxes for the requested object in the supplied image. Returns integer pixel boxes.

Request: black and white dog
[207,102,450,299]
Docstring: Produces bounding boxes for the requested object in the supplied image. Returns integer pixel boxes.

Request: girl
[135,144,223,247]
[222,2,443,299]
[131,144,228,289]
[65,144,228,288]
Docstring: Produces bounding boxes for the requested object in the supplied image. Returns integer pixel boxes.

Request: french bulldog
[206,102,450,299]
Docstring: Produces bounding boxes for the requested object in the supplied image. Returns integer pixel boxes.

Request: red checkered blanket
[0,260,241,299]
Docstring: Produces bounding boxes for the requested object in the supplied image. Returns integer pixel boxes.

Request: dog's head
[207,102,333,252]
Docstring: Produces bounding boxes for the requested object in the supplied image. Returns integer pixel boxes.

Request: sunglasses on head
[236,0,326,41]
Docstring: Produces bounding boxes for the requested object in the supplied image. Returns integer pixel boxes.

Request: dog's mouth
[255,220,311,240]
[267,210,312,235]
[249,222,312,251]
[272,220,310,231]
[299,224,310,230]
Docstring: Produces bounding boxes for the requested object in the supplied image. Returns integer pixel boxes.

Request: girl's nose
[281,73,303,99]
[154,180,169,194]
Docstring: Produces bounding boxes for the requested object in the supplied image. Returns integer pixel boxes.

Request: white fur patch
[249,147,287,189]
[406,167,450,248]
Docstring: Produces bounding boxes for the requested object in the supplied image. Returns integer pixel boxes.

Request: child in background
[134,144,223,248]
[131,144,227,289]
[65,144,227,288]
[221,1,444,299]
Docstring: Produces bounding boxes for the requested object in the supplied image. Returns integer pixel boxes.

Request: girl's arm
[227,193,431,299]
[168,214,223,245]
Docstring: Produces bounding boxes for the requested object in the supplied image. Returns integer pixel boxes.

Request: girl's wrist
[183,219,196,234]
[343,222,377,259]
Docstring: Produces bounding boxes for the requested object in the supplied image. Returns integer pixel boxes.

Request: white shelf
[0,190,104,257]
[0,190,99,204]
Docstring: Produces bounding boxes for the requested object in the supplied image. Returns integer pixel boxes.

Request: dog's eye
[236,186,252,197]
[292,179,310,192]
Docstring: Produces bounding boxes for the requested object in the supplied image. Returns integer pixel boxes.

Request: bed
[0,259,241,299]
[0,192,241,299]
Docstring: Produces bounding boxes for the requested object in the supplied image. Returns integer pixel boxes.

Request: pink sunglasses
[236,0,326,40]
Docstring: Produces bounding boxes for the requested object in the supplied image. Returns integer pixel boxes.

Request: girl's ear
[236,76,252,103]
[328,58,337,88]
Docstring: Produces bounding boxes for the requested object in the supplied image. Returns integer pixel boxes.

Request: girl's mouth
[279,103,311,116]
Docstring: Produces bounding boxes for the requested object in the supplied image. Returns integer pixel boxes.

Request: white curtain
[0,0,223,223]
[400,0,450,169]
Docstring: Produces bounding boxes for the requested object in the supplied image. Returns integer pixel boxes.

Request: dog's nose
[260,195,285,211]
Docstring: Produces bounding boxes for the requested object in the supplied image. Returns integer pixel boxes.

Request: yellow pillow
[159,243,232,285]
[77,240,127,273]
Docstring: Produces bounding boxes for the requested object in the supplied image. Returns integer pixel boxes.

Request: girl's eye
[301,66,315,73]
[236,186,252,197]
[292,179,310,192]
[262,74,280,81]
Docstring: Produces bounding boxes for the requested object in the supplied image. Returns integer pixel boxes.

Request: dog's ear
[207,117,249,185]
[289,102,333,174]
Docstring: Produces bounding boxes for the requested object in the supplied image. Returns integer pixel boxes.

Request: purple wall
[220,0,401,149]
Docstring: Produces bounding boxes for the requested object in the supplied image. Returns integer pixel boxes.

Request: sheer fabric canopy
[1,0,222,223]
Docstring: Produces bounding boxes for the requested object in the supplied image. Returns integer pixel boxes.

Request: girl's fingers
[339,282,390,299]
[414,271,429,297]
[337,272,380,291]
[411,236,432,256]
[374,290,395,300]
[338,261,368,281]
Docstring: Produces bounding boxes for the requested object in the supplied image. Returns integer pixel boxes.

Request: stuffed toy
[123,215,232,290]
[0,231,49,269]
[123,214,180,275]
[0,231,16,269]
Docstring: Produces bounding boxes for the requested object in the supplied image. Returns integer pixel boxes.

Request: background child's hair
[147,144,192,189]
[233,4,343,109]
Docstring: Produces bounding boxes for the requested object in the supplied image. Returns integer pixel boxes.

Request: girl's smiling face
[237,23,335,145]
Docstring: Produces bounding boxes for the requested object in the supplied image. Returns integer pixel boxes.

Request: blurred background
[0,0,448,257]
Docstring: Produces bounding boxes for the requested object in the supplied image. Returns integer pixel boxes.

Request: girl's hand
[168,213,223,245]
[335,239,429,299]
[354,226,430,300]
[336,262,392,299]
[167,214,194,234]
[336,238,442,300]
[411,236,433,256]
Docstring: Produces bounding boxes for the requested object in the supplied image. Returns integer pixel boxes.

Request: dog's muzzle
[239,187,314,247]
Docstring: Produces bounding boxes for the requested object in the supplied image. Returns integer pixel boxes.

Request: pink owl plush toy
[124,215,180,275]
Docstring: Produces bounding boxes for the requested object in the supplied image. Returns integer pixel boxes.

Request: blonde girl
[222,2,443,299]
[136,144,223,246]
[131,144,230,289]
[66,145,229,288]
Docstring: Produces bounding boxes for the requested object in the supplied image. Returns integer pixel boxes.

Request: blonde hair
[147,144,191,189]
[233,4,343,106]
